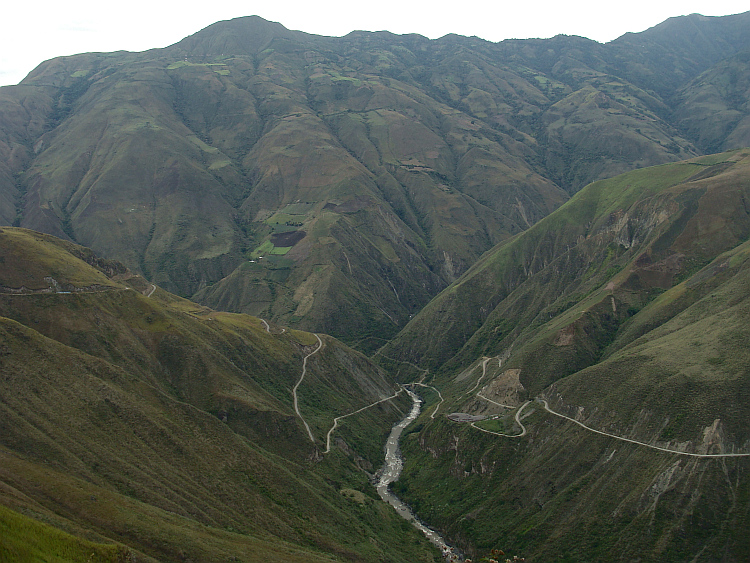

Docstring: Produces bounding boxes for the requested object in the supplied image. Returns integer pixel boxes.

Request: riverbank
[375,387,461,562]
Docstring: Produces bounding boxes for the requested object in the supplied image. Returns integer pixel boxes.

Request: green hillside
[2,10,750,562]
[382,149,750,377]
[0,227,437,562]
[381,150,750,561]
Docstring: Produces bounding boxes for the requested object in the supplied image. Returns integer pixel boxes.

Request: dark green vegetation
[2,12,750,351]
[384,150,750,561]
[0,227,437,562]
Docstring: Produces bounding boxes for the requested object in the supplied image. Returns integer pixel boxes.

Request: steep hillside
[379,150,750,561]
[674,49,750,153]
[2,12,749,350]
[382,149,750,377]
[395,237,750,561]
[0,227,437,562]
[605,11,750,97]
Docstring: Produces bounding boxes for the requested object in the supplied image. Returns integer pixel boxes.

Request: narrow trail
[293,334,323,443]
[145,284,156,298]
[470,401,531,438]
[467,355,528,436]
[412,382,444,419]
[260,319,271,333]
[368,355,443,418]
[1,287,123,296]
[372,351,746,458]
[475,390,514,410]
[465,356,492,396]
[372,353,430,383]
[323,388,404,454]
[292,342,406,451]
[538,399,750,458]
[454,358,750,457]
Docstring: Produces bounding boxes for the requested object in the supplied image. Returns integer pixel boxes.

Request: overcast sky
[1,1,748,87]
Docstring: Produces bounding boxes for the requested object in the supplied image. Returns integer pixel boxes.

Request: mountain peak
[168,15,315,57]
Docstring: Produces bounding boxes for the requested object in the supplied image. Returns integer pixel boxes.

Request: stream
[375,387,461,561]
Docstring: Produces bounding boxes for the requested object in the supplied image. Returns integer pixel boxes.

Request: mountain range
[1,11,749,351]
[2,10,750,562]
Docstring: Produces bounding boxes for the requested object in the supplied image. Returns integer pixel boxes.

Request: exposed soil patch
[554,325,576,346]
[270,230,306,247]
[484,369,525,406]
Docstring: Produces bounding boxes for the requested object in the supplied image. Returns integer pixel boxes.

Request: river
[375,387,461,562]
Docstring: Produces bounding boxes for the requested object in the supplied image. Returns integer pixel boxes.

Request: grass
[251,240,274,257]
[0,228,441,562]
[381,151,750,561]
[0,504,128,563]
[473,417,507,433]
[0,229,118,290]
[270,246,292,255]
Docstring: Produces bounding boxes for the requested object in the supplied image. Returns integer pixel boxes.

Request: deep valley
[2,10,750,562]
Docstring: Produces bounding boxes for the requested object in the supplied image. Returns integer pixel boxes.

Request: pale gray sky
[0,1,748,87]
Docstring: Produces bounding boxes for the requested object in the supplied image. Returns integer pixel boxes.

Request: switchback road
[293,334,323,443]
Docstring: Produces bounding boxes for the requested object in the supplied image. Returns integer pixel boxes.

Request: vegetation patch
[271,230,306,247]
[0,503,128,562]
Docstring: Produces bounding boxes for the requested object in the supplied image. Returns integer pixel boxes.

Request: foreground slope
[381,150,750,561]
[0,227,437,562]
[3,12,750,350]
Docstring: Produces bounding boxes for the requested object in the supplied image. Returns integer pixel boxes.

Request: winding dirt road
[468,355,529,437]
[465,356,492,396]
[470,400,531,438]
[412,382,444,419]
[293,334,323,443]
[538,399,750,458]
[440,357,750,457]
[323,388,404,454]
[292,343,407,451]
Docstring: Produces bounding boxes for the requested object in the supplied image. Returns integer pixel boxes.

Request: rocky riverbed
[375,387,461,562]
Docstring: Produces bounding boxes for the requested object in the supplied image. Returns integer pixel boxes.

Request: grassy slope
[396,242,750,561]
[384,151,750,561]
[0,227,437,563]
[674,49,750,153]
[0,503,131,563]
[382,149,750,380]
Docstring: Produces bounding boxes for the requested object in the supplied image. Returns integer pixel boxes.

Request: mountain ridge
[2,12,749,351]
[2,11,750,561]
